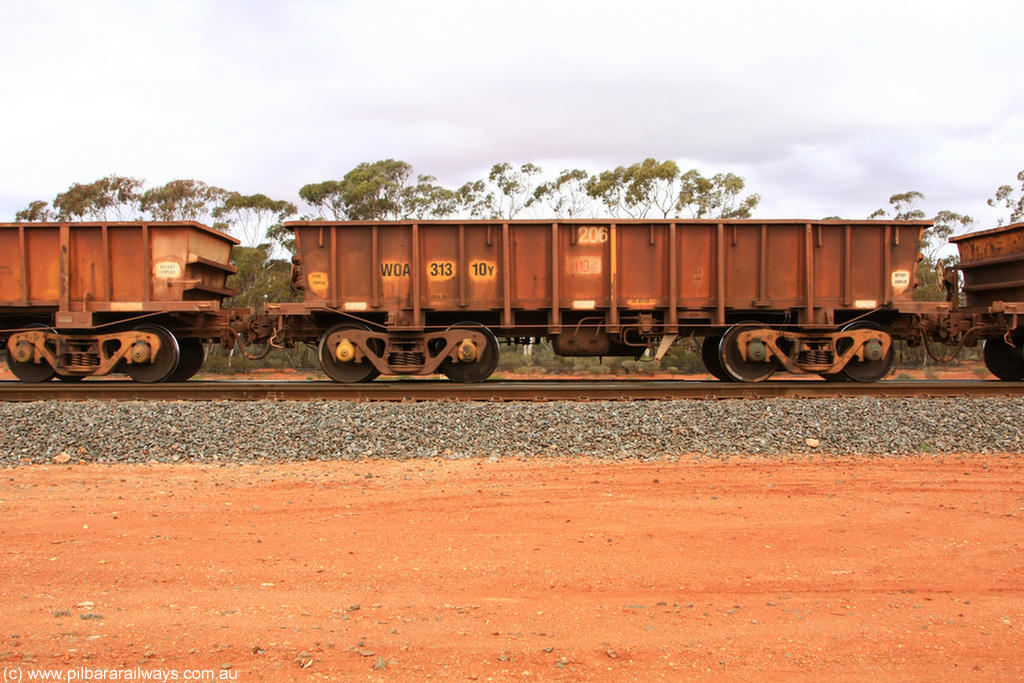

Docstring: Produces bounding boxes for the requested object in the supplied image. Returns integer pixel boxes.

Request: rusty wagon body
[263,219,936,382]
[6,217,1024,384]
[948,222,1024,380]
[0,221,241,382]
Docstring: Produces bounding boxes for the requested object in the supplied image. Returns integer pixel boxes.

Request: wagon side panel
[675,223,716,313]
[0,226,28,306]
[617,223,669,311]
[509,223,551,310]
[108,226,147,305]
[24,226,61,305]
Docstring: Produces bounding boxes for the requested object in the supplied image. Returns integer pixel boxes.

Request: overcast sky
[1,0,1022,228]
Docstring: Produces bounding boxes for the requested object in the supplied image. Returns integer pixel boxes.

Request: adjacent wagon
[949,222,1024,380]
[0,221,241,382]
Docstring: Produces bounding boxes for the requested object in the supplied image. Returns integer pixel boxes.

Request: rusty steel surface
[0,222,244,381]
[0,221,238,318]
[283,219,928,334]
[0,378,1020,402]
[950,222,1024,310]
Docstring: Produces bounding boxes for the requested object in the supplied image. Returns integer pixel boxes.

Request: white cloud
[1,0,1022,226]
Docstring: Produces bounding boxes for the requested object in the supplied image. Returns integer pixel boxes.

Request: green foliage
[340,159,413,219]
[623,158,680,218]
[987,170,1024,226]
[225,245,301,312]
[299,159,758,222]
[14,200,54,222]
[486,162,543,219]
[141,179,227,221]
[585,166,629,216]
[870,192,975,304]
[300,160,418,221]
[297,180,347,219]
[455,179,492,218]
[402,174,459,219]
[213,193,297,250]
[677,169,761,219]
[53,175,144,221]
[533,169,591,217]
[869,191,926,221]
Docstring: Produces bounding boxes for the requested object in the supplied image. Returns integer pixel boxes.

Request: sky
[1,0,1022,230]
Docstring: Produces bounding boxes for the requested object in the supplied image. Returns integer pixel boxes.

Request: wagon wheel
[982,335,1024,381]
[166,338,206,382]
[700,336,732,381]
[5,348,57,382]
[318,323,381,383]
[718,323,778,383]
[441,322,500,383]
[5,324,57,383]
[124,324,180,383]
[838,321,893,383]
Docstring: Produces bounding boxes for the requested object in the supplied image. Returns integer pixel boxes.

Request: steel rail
[0,379,1021,402]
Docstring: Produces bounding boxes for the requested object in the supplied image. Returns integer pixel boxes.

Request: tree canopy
[988,169,1024,226]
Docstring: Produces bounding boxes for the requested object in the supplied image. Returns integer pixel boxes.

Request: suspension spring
[388,351,424,368]
[61,352,99,368]
[798,349,833,365]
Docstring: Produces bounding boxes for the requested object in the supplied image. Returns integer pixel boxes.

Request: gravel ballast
[1,398,1022,464]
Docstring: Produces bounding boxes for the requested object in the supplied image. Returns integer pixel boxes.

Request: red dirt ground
[2,455,1022,681]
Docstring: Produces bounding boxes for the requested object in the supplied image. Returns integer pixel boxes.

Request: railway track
[0,379,1021,402]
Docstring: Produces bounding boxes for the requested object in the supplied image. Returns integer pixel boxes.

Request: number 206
[577,226,608,245]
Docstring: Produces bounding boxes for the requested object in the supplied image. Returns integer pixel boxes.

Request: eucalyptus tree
[988,170,1024,226]
[52,175,145,221]
[213,192,297,250]
[534,169,592,217]
[676,170,760,219]
[141,179,227,221]
[14,200,54,221]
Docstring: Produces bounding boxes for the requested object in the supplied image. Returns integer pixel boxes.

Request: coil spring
[61,352,100,368]
[798,349,833,365]
[388,352,424,368]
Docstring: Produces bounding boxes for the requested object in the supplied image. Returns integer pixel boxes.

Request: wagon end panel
[146,223,237,304]
[950,222,1024,309]
[292,223,335,304]
[182,226,239,301]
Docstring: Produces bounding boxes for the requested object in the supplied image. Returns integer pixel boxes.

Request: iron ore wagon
[949,222,1024,380]
[0,221,241,382]
[6,218,1024,384]
[261,219,936,383]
